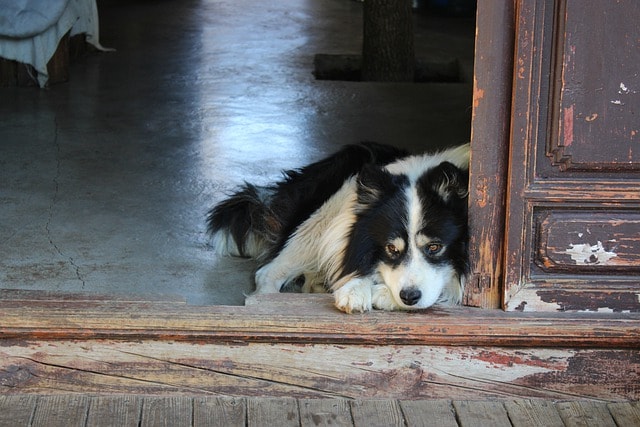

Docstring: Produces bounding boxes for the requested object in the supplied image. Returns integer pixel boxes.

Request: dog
[207,142,470,313]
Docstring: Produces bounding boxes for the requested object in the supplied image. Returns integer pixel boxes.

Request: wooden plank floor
[0,395,638,427]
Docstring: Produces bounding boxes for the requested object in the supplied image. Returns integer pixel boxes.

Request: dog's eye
[386,244,400,258]
[425,243,443,256]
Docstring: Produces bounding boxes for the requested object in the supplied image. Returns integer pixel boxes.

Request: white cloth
[0,0,110,87]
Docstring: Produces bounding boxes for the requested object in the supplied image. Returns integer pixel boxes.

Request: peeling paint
[473,79,485,109]
[537,290,640,313]
[475,178,488,208]
[563,105,574,146]
[618,82,637,94]
[564,241,617,265]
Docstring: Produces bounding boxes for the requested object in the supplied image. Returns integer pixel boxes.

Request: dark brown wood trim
[504,0,549,304]
[466,0,515,309]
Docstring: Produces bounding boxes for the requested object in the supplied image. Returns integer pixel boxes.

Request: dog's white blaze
[385,143,470,180]
[373,185,457,310]
[373,186,427,309]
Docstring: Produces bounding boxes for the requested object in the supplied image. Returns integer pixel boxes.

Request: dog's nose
[400,288,421,306]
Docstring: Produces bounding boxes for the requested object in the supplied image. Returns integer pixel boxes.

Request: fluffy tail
[206,184,276,259]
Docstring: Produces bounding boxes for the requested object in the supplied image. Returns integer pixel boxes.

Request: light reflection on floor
[0,0,474,305]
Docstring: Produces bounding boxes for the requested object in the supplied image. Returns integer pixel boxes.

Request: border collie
[207,142,470,313]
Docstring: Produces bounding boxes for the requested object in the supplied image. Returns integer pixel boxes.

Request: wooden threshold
[1,290,639,399]
[1,289,638,348]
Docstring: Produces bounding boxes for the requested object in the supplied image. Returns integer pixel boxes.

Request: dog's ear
[423,161,469,203]
[357,164,400,205]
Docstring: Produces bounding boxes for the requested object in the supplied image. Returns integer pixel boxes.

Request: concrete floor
[0,0,475,305]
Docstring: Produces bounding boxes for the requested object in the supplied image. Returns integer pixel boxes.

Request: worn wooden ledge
[1,290,639,399]
[1,289,638,348]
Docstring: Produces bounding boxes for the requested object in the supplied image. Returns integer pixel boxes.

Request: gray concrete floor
[0,0,475,305]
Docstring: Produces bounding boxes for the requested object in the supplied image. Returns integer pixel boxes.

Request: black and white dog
[207,142,470,313]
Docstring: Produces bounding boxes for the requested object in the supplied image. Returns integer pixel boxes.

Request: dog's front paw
[333,278,373,314]
[371,284,401,311]
[255,263,289,294]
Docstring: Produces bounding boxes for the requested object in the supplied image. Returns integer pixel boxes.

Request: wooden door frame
[465,0,515,309]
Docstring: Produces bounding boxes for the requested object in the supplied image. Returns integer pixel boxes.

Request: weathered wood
[247,397,299,427]
[454,401,512,427]
[556,401,617,427]
[504,399,564,427]
[6,340,637,400]
[5,395,640,426]
[140,396,192,427]
[1,292,639,348]
[547,1,640,174]
[504,0,640,311]
[193,397,245,427]
[466,0,515,310]
[534,210,640,274]
[1,292,639,400]
[298,398,353,427]
[398,400,458,427]
[31,395,89,427]
[350,400,405,427]
[607,401,640,426]
[0,395,38,427]
[86,396,141,427]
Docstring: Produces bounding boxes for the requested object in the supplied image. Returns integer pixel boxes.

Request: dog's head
[345,161,469,310]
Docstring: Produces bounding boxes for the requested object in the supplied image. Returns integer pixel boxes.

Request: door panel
[504,0,640,312]
[534,208,640,274]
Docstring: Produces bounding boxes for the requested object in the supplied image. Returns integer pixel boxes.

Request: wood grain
[193,396,246,427]
[0,395,38,427]
[31,395,89,427]
[607,401,640,426]
[504,399,564,427]
[505,0,640,311]
[398,400,458,427]
[140,396,192,427]
[298,398,353,427]
[1,291,639,400]
[556,401,617,427]
[1,292,638,348]
[350,400,405,427]
[466,0,514,309]
[86,396,141,427]
[247,397,299,427]
[453,400,512,427]
[1,395,639,426]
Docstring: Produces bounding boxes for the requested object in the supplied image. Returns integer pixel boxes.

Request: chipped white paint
[611,99,625,105]
[565,241,618,265]
[619,82,637,94]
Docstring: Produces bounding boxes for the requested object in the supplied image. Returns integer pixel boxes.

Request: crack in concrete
[44,118,86,289]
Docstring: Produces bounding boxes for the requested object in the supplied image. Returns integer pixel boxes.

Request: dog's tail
[206,184,277,259]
